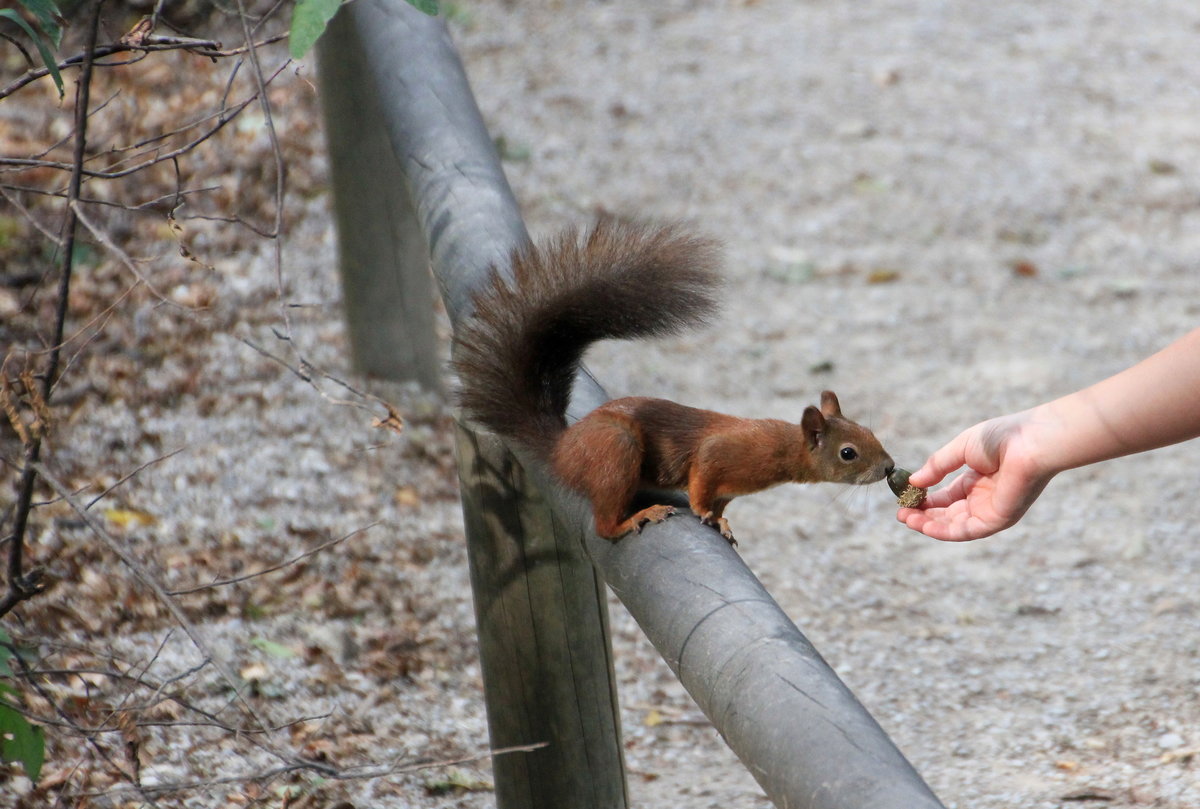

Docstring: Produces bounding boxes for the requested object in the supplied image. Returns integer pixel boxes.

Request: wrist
[1028,391,1112,475]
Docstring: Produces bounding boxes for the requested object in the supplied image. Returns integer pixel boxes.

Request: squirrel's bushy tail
[453,219,722,456]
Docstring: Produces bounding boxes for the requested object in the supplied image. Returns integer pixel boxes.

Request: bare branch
[167,522,378,595]
[0,181,219,213]
[69,201,183,307]
[4,629,160,804]
[233,0,293,381]
[88,742,550,798]
[0,93,258,180]
[0,34,286,101]
[0,5,438,803]
[238,337,405,435]
[84,446,189,510]
[0,186,63,247]
[29,463,290,759]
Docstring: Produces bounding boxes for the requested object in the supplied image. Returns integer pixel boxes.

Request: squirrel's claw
[700,512,737,546]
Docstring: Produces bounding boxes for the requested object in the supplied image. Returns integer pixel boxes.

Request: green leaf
[0,8,63,98]
[18,0,63,46]
[288,0,343,59]
[288,0,439,59]
[0,700,45,782]
[425,768,493,795]
[0,627,14,678]
[250,638,296,659]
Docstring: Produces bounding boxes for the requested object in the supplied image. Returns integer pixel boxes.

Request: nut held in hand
[887,467,928,509]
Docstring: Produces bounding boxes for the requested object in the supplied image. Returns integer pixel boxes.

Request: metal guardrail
[317,3,949,808]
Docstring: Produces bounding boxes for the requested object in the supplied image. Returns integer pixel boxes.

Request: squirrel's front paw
[700,513,737,546]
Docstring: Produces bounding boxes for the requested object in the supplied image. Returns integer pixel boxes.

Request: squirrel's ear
[801,405,826,448]
[819,390,843,418]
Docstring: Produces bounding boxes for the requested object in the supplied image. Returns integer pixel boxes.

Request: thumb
[909,430,972,488]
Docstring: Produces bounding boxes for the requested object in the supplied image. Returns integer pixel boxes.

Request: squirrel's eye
[839,446,859,462]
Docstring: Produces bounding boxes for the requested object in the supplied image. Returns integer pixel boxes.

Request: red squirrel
[453,219,895,544]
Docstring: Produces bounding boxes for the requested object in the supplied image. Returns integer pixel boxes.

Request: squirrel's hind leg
[610,503,677,539]
[552,413,673,540]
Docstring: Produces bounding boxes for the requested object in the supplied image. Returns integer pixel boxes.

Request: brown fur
[453,220,894,544]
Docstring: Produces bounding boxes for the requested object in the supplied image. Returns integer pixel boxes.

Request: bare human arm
[898,327,1200,541]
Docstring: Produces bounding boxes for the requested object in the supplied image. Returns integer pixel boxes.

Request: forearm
[1034,327,1200,474]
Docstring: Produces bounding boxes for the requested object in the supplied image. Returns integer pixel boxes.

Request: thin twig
[7,695,328,738]
[233,0,293,369]
[84,446,188,510]
[239,337,374,415]
[30,463,300,771]
[0,93,259,179]
[0,186,64,247]
[167,522,378,595]
[1,58,291,183]
[89,742,549,798]
[0,34,286,100]
[16,656,229,731]
[22,88,124,165]
[36,275,142,396]
[238,335,406,436]
[6,631,160,805]
[69,200,181,306]
[0,181,219,213]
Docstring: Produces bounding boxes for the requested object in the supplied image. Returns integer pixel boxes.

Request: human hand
[899,328,1200,541]
[897,411,1057,541]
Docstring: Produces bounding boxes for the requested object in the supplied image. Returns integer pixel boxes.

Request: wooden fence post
[455,427,627,808]
[316,15,441,389]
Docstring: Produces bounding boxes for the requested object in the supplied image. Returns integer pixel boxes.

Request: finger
[924,470,981,508]
[897,470,978,516]
[901,508,951,538]
[909,431,972,488]
[907,502,1008,542]
[900,495,971,539]
[903,509,979,542]
[919,485,959,510]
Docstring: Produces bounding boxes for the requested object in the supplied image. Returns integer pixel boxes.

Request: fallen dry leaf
[1061,787,1116,802]
[372,403,405,435]
[867,269,901,284]
[102,507,158,529]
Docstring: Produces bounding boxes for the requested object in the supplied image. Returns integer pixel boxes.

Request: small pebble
[1158,732,1185,749]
